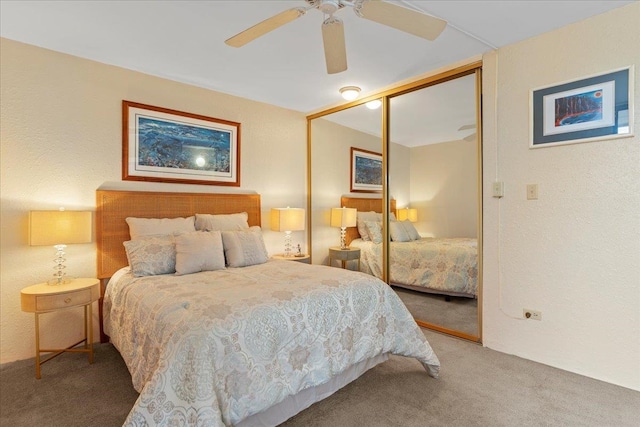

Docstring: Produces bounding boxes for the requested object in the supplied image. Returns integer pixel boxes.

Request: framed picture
[530,66,633,148]
[350,147,382,193]
[123,101,240,186]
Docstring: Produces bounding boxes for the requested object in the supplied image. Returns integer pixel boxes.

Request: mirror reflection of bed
[389,73,480,339]
[341,195,479,339]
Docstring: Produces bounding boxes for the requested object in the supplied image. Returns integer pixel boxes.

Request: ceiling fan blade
[458,123,476,131]
[359,1,447,41]
[322,17,347,74]
[225,8,306,47]
[463,132,477,142]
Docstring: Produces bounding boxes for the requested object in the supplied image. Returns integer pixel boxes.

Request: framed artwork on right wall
[530,66,633,148]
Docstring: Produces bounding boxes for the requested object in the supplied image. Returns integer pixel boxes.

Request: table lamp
[29,209,92,285]
[397,207,418,222]
[330,207,357,250]
[270,207,305,257]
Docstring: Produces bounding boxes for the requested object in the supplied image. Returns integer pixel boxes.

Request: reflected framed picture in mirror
[350,147,382,193]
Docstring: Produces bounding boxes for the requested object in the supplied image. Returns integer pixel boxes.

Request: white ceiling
[0,0,638,146]
[1,1,634,144]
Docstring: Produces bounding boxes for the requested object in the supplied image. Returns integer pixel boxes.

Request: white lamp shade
[29,210,92,246]
[397,208,418,222]
[270,208,305,232]
[330,207,357,228]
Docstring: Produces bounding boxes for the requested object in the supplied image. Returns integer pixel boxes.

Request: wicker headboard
[96,190,261,279]
[96,189,261,341]
[340,196,396,245]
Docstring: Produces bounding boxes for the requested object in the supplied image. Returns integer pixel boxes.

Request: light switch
[492,181,504,198]
[526,184,538,200]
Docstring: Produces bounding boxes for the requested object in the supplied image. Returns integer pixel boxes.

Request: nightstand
[20,278,100,379]
[329,246,361,270]
[272,254,311,264]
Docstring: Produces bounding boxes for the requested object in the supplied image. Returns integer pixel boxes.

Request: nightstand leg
[87,304,94,364]
[34,313,41,379]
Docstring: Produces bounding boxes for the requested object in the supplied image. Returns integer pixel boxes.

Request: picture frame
[530,66,633,148]
[123,101,241,186]
[350,147,382,193]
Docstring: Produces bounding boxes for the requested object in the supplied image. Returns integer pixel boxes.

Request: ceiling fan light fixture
[365,99,382,110]
[339,86,361,101]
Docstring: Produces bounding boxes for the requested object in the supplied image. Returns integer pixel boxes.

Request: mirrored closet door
[308,63,482,342]
[388,71,482,340]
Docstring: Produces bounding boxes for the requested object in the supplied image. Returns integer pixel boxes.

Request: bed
[96,190,440,427]
[340,196,478,298]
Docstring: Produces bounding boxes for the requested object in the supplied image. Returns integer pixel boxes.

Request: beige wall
[0,38,307,363]
[482,2,640,391]
[408,139,478,238]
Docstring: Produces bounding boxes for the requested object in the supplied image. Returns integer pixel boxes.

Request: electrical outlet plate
[526,184,538,200]
[523,309,542,320]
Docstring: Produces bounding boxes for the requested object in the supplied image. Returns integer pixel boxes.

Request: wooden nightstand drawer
[35,289,92,311]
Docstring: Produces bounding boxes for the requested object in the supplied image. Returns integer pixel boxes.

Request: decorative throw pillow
[402,220,421,240]
[195,212,249,232]
[126,216,195,240]
[123,235,176,277]
[389,221,411,242]
[221,226,269,268]
[364,221,383,244]
[356,211,378,241]
[174,231,225,275]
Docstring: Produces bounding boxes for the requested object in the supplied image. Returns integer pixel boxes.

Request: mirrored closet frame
[307,61,483,342]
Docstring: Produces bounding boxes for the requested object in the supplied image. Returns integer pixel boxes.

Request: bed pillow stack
[390,220,421,242]
[123,212,269,277]
[356,211,398,242]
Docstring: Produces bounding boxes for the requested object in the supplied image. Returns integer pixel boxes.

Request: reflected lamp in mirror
[397,207,418,222]
[29,209,92,285]
[270,207,305,257]
[330,207,357,250]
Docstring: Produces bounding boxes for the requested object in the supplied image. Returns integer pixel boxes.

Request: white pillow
[401,220,421,241]
[364,221,383,244]
[221,226,269,267]
[123,235,176,277]
[174,231,225,275]
[195,212,249,232]
[356,211,378,241]
[390,221,411,242]
[126,216,195,240]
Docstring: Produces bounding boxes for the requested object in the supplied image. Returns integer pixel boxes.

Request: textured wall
[482,3,640,391]
[409,140,478,238]
[0,38,306,363]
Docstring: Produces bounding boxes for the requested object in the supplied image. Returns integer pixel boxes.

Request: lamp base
[47,276,75,286]
[339,227,349,250]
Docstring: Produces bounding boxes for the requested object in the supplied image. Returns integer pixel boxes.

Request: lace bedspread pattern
[352,237,478,296]
[104,260,440,426]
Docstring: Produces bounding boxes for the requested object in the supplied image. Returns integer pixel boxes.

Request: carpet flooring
[1,329,638,426]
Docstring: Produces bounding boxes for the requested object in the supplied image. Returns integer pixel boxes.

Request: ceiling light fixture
[365,99,382,110]
[339,86,361,101]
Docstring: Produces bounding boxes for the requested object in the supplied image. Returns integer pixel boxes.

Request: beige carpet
[1,329,638,426]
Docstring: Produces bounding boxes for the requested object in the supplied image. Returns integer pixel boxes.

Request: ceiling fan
[458,123,477,142]
[225,0,447,74]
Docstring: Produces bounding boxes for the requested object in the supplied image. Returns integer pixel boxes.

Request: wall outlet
[523,309,542,320]
[526,184,538,200]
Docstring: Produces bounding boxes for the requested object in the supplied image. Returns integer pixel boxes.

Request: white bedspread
[352,237,478,297]
[104,260,440,426]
